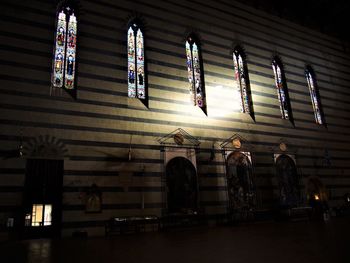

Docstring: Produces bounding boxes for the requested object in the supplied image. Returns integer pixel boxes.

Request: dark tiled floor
[1,218,349,263]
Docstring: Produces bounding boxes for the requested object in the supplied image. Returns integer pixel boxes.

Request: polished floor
[1,217,349,263]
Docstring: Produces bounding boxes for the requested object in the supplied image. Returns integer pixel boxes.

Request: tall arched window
[305,66,324,125]
[272,57,292,121]
[51,3,78,93]
[127,22,145,99]
[186,34,207,114]
[233,46,253,116]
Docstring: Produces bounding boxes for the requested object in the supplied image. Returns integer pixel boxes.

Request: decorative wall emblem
[221,133,253,153]
[279,142,287,152]
[232,138,242,149]
[173,133,184,145]
[157,128,200,148]
[24,135,69,159]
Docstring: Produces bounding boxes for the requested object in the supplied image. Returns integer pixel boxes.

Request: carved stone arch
[271,54,284,68]
[183,28,203,46]
[23,135,69,159]
[125,13,148,32]
[232,44,247,59]
[55,0,81,15]
[305,64,316,78]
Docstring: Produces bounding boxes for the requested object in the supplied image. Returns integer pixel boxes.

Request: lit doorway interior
[22,159,63,238]
[25,204,52,227]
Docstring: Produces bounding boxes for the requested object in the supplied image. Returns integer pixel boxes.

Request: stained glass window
[186,36,206,112]
[272,58,291,120]
[127,23,145,99]
[52,5,77,91]
[305,66,324,125]
[233,47,253,115]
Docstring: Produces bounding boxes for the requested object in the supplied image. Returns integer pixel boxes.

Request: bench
[105,215,159,236]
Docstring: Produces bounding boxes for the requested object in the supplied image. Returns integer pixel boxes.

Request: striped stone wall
[1,0,350,237]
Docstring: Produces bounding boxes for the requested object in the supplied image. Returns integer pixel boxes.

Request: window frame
[127,21,147,101]
[272,57,293,122]
[185,34,207,115]
[233,46,254,118]
[305,66,325,125]
[51,3,78,97]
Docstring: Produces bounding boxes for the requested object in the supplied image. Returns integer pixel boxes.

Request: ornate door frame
[157,128,200,215]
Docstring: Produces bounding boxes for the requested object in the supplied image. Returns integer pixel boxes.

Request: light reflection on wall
[206,85,242,117]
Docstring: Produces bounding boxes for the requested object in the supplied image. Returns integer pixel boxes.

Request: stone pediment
[220,133,253,152]
[157,128,200,148]
[273,138,297,155]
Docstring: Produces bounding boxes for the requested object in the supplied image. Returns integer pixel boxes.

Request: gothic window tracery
[305,66,324,125]
[233,47,253,116]
[52,5,77,91]
[128,22,145,99]
[186,35,207,114]
[272,57,292,120]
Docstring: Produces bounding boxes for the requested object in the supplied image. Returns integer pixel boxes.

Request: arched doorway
[226,152,255,211]
[21,135,67,239]
[166,157,198,214]
[275,155,299,207]
[22,158,64,239]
